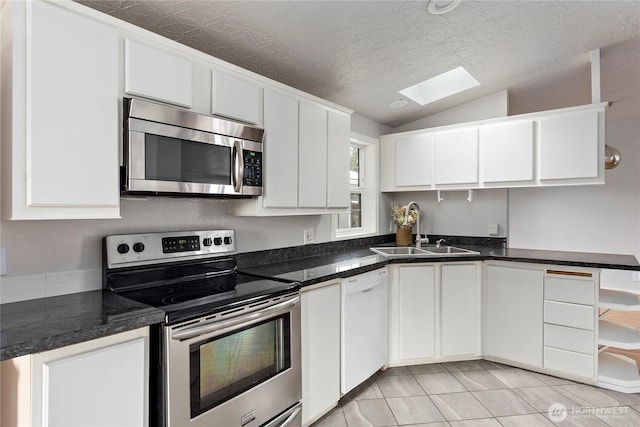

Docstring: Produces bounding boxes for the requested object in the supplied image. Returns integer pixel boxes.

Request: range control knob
[117,243,130,254]
[133,242,145,253]
[213,237,223,246]
[224,236,233,245]
[203,238,213,247]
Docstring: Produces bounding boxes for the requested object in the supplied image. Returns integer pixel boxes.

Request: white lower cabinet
[0,328,149,427]
[484,262,544,368]
[388,262,481,365]
[301,282,341,426]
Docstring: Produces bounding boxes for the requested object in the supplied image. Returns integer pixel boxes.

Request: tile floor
[311,360,640,427]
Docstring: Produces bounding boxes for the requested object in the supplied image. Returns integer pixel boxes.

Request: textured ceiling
[77,0,640,127]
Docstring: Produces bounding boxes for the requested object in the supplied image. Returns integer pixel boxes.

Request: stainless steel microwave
[122,97,263,197]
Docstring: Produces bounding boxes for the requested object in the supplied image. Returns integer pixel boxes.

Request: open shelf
[599,320,640,350]
[599,289,640,311]
[598,351,640,393]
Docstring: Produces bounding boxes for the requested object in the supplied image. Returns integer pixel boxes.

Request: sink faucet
[436,238,446,248]
[403,201,428,248]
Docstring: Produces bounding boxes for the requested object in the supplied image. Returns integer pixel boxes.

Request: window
[333,133,378,239]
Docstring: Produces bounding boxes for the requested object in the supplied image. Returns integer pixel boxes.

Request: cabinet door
[479,121,534,183]
[298,102,328,208]
[326,111,350,208]
[485,264,544,367]
[395,134,433,187]
[24,0,119,217]
[32,328,149,427]
[434,128,478,185]
[539,110,600,180]
[262,89,299,208]
[396,265,436,360]
[301,284,341,426]
[125,39,192,108]
[211,69,261,125]
[441,263,480,357]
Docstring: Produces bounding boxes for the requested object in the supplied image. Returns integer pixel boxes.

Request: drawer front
[544,323,594,355]
[544,300,595,330]
[544,346,594,380]
[544,275,595,305]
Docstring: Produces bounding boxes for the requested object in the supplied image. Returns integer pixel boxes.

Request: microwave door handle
[232,140,244,193]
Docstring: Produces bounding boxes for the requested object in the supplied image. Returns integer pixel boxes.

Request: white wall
[392,90,509,133]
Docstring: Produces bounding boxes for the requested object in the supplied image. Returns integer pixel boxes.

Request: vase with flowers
[392,203,418,246]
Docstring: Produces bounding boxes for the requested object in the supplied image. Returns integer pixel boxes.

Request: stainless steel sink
[370,245,479,258]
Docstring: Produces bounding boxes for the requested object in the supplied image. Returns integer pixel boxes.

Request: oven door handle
[170,295,300,341]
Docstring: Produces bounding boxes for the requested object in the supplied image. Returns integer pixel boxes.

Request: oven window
[189,314,291,418]
[145,134,231,184]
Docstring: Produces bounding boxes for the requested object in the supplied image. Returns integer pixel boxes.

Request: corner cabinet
[2,0,120,219]
[380,103,607,193]
[230,88,352,216]
[388,262,482,366]
[0,328,149,427]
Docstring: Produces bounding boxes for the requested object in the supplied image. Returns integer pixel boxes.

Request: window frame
[332,132,379,240]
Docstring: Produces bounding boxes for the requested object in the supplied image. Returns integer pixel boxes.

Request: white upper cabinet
[395,134,434,187]
[479,120,534,183]
[539,109,601,181]
[2,0,120,219]
[326,111,351,209]
[380,103,606,192]
[125,39,192,108]
[211,69,261,125]
[299,102,328,208]
[262,89,299,208]
[434,127,478,185]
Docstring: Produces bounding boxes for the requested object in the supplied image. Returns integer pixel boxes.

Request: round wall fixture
[604,144,621,169]
[389,99,409,109]
[427,0,463,15]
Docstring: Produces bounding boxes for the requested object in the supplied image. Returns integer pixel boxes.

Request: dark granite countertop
[0,290,165,361]
[241,244,640,288]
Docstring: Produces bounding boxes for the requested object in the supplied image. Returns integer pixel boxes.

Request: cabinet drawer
[544,323,594,355]
[544,346,594,379]
[544,275,595,305]
[544,300,595,330]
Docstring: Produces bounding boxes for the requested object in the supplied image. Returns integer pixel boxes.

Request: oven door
[126,118,262,196]
[165,294,301,427]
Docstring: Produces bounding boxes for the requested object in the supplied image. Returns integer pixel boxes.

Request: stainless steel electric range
[103,230,302,427]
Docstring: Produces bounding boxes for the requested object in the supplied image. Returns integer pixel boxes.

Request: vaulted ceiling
[78,1,640,128]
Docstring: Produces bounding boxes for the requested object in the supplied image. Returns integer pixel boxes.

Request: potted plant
[392,203,418,246]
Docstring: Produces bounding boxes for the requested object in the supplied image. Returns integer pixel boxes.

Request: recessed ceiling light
[427,0,462,15]
[389,99,409,109]
[399,66,480,106]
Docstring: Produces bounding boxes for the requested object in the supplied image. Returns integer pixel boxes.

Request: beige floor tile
[443,360,484,372]
[512,385,579,412]
[311,405,347,427]
[449,418,502,427]
[342,399,398,427]
[430,392,493,421]
[554,384,624,408]
[472,389,537,417]
[594,406,640,427]
[376,374,426,398]
[531,371,575,386]
[451,370,508,391]
[487,368,546,388]
[599,387,640,406]
[377,366,412,377]
[474,360,510,370]
[386,396,446,425]
[343,378,384,401]
[497,413,555,426]
[409,363,448,374]
[415,372,467,394]
[542,410,608,427]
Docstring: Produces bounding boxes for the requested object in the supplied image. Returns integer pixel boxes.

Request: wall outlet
[632,272,640,282]
[303,228,315,244]
[488,223,499,236]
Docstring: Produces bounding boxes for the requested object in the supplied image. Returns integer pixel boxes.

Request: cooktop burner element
[103,229,299,324]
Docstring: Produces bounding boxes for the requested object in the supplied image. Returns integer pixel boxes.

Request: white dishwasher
[341,267,388,394]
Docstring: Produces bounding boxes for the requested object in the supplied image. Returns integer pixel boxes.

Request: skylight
[399,66,480,106]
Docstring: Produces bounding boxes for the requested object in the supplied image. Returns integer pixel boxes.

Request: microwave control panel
[243,150,262,187]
